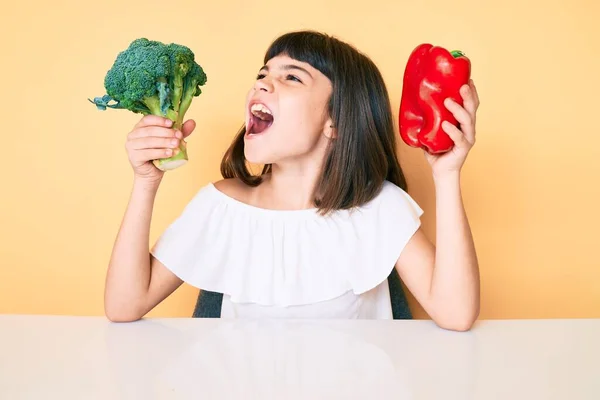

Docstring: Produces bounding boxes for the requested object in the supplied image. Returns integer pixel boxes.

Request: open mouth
[247,103,274,136]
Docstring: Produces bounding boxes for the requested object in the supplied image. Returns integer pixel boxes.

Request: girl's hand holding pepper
[425,79,480,178]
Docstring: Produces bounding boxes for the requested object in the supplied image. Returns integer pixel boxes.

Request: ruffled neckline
[206,182,321,219]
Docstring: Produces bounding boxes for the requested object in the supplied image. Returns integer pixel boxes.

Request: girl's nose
[254,77,274,93]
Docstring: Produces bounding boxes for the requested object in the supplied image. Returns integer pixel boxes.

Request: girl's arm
[395,80,481,331]
[105,179,183,322]
[104,116,196,322]
[395,173,480,331]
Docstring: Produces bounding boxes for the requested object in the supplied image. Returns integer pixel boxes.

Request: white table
[0,316,598,399]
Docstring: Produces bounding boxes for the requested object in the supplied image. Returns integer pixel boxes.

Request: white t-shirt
[150,180,424,319]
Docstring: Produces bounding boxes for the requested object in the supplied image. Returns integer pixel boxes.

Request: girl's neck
[257,164,320,211]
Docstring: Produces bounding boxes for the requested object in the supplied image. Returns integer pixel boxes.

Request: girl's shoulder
[170,178,424,233]
[199,177,421,218]
[212,177,252,203]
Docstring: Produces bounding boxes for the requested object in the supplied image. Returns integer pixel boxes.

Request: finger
[442,121,471,148]
[129,136,180,151]
[134,115,174,129]
[459,84,477,119]
[444,97,473,128]
[132,148,178,163]
[469,79,480,109]
[181,119,196,139]
[456,116,476,145]
[129,125,179,140]
[423,151,436,165]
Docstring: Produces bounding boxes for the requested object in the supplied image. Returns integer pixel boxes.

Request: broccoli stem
[171,72,184,115]
[178,97,191,127]
[142,96,180,128]
[177,85,197,129]
[152,139,188,171]
[141,95,188,170]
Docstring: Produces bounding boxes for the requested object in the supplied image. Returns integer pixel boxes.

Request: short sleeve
[149,184,215,280]
[346,180,424,294]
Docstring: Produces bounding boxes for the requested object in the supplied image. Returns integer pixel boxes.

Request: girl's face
[243,54,334,165]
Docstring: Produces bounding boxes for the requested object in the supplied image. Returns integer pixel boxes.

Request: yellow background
[1,0,598,319]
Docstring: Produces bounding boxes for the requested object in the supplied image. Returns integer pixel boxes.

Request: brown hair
[220,30,408,215]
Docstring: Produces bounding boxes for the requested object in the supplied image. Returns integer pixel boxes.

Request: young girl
[104,30,481,331]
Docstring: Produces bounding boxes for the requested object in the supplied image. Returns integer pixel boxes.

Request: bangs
[264,31,334,81]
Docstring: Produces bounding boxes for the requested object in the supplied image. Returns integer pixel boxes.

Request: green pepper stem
[450,50,465,58]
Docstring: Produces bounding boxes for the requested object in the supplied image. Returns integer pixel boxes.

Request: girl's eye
[255,73,303,83]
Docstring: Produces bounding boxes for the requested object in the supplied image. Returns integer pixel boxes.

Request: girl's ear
[323,118,337,139]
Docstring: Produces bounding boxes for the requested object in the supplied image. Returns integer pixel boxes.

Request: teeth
[250,103,272,116]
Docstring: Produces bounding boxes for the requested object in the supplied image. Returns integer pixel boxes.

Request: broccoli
[89,38,207,171]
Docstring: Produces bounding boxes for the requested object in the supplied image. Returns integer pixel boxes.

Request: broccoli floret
[89,38,207,171]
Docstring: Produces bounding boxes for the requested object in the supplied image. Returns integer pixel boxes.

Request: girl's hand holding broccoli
[126,115,196,185]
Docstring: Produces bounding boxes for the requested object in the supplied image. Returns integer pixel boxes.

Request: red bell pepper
[399,43,471,154]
